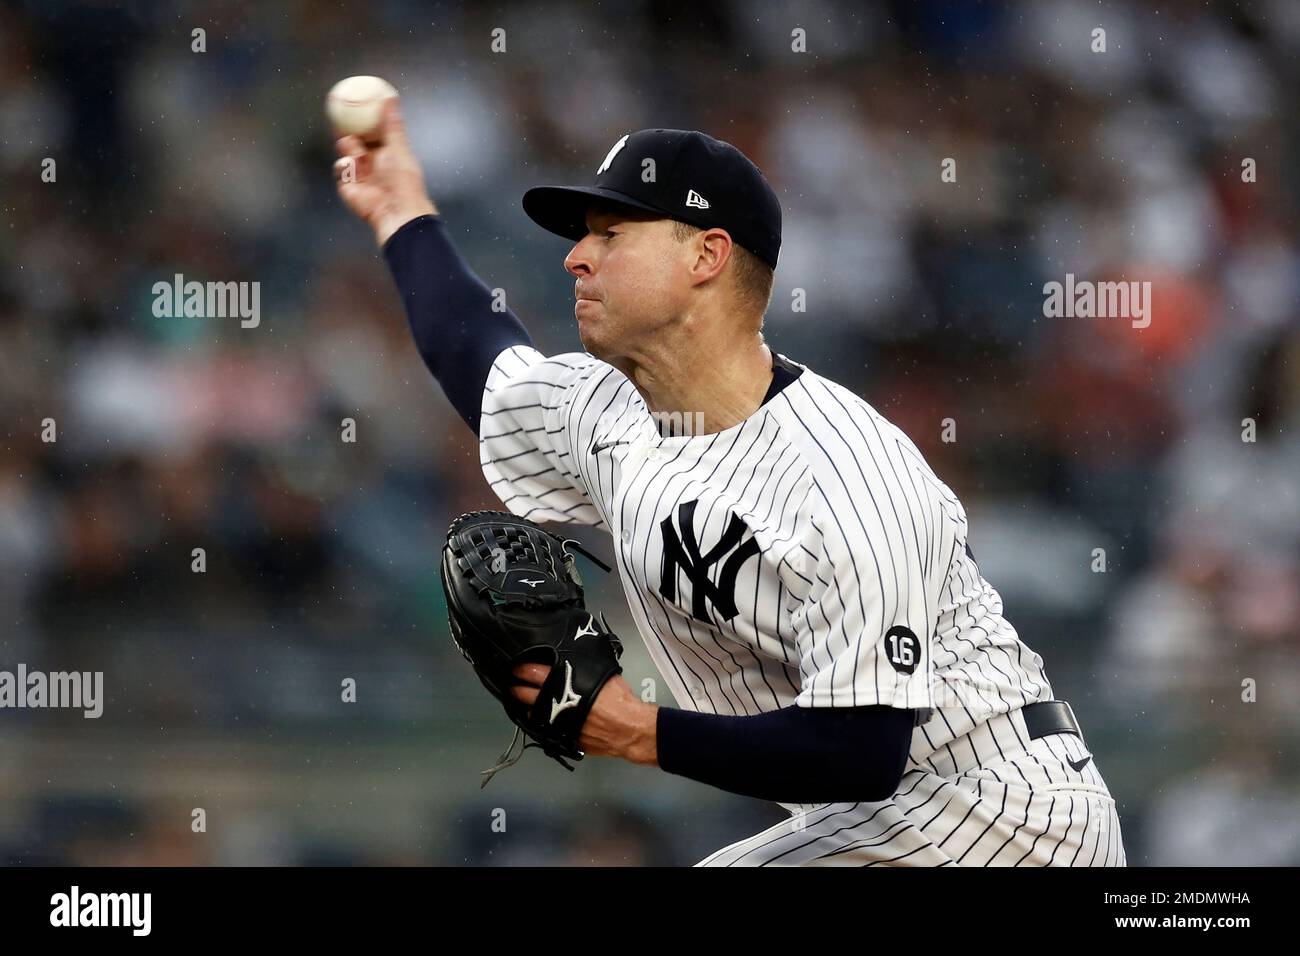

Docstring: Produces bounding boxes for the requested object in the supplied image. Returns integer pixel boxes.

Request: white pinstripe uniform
[480,343,1126,866]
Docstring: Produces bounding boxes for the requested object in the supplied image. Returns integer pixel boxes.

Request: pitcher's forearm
[383,215,533,433]
[656,703,915,804]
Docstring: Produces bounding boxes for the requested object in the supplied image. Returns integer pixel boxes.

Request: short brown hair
[670,219,774,322]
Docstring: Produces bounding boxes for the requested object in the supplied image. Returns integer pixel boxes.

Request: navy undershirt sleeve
[382,214,534,434]
[656,704,916,804]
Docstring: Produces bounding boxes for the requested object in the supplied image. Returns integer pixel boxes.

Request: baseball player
[335,102,1127,866]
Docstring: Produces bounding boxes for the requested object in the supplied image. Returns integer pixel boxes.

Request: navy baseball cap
[522,129,782,269]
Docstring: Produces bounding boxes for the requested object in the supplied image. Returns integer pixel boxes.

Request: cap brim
[522,185,668,242]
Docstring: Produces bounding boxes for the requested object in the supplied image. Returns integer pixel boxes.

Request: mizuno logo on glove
[572,615,598,641]
[549,661,582,723]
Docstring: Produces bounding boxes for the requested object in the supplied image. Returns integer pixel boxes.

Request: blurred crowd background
[0,0,1297,865]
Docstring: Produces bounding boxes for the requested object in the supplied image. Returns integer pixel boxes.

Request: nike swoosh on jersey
[1068,754,1092,772]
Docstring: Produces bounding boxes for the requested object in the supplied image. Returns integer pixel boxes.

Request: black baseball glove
[440,510,625,787]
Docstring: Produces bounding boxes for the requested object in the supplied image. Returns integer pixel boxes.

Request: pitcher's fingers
[333,155,369,183]
[511,663,550,685]
[334,134,368,159]
[380,98,409,149]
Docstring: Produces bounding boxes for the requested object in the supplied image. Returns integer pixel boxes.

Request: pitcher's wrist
[375,200,437,246]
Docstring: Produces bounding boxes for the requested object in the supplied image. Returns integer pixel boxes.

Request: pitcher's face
[564,202,693,362]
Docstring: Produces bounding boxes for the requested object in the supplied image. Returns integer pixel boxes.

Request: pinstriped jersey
[479,344,1054,771]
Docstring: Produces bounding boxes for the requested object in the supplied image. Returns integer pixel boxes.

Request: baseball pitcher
[334,101,1127,867]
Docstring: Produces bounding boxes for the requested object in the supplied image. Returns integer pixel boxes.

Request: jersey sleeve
[792,437,953,711]
[478,344,607,528]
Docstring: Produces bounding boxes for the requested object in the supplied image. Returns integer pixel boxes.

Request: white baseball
[326,76,398,143]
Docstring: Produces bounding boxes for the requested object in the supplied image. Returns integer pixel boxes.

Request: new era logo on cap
[685,189,709,209]
[522,128,783,269]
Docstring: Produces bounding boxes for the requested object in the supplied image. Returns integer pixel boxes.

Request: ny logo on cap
[597,134,630,175]
[685,189,710,209]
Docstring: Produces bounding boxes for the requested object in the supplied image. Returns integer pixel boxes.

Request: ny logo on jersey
[658,499,761,624]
